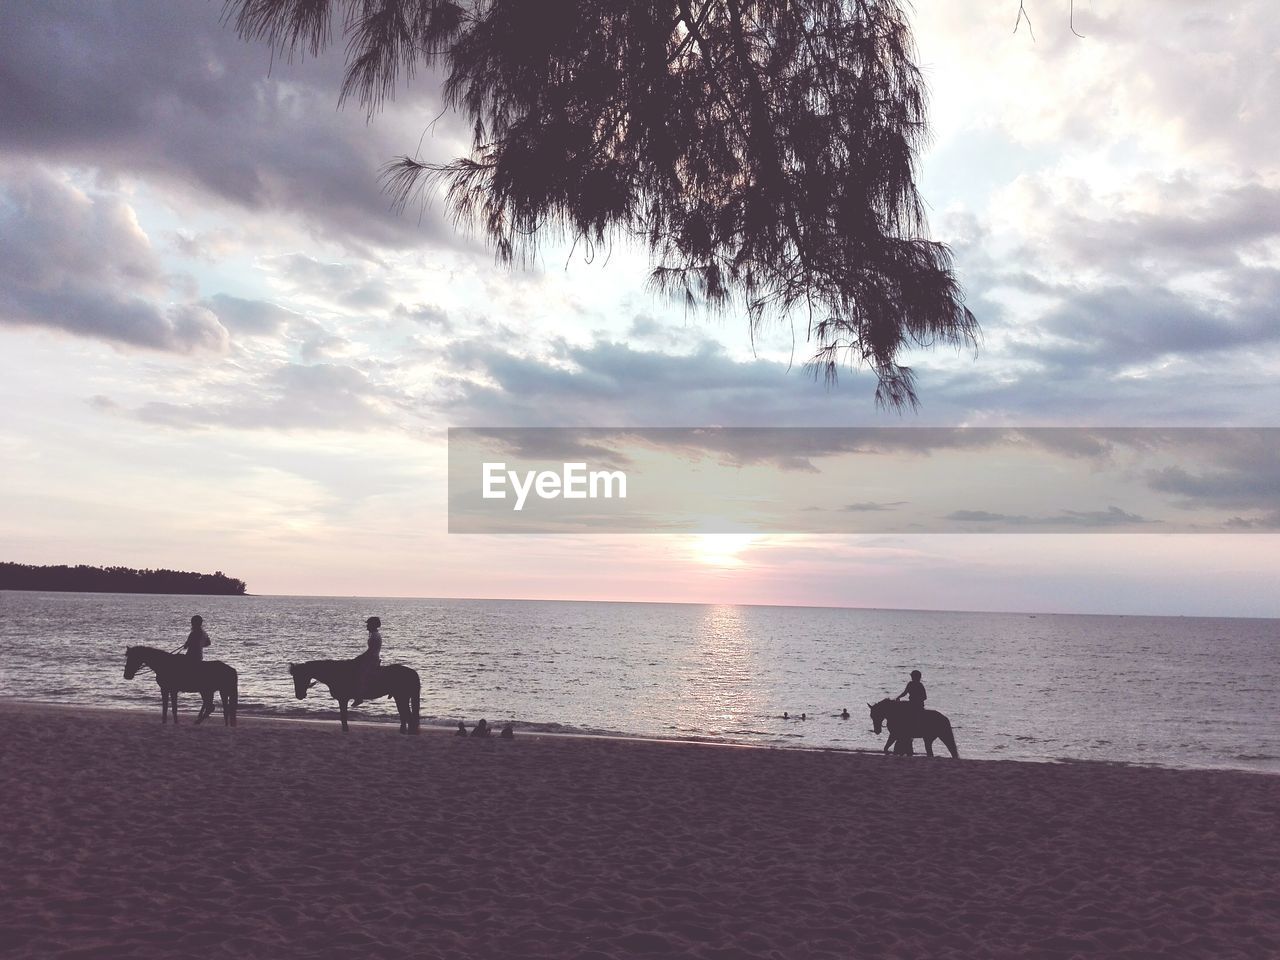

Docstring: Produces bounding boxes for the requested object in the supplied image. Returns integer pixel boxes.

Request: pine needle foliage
[228,0,978,408]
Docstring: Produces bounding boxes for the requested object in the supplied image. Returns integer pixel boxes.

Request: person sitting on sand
[896,670,927,712]
[351,616,382,707]
[182,615,210,661]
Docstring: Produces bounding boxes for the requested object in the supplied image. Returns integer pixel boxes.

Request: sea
[1,591,1276,773]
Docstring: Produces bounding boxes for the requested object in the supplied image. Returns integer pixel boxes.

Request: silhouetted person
[840,708,850,720]
[896,670,926,746]
[499,723,514,739]
[896,670,926,712]
[472,718,491,737]
[456,721,468,736]
[183,615,210,661]
[783,712,789,720]
[352,616,382,707]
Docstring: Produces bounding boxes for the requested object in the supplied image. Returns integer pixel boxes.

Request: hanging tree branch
[1014,1,1087,40]
[226,0,980,410]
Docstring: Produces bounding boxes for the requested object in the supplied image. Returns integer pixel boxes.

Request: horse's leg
[161,688,168,724]
[941,726,960,759]
[394,693,408,733]
[339,699,349,732]
[220,691,229,727]
[883,733,895,755]
[924,736,935,758]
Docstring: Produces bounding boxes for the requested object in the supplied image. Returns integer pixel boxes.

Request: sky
[1,1,1278,616]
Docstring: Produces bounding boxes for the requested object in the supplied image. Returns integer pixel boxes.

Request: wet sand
[1,700,1277,959]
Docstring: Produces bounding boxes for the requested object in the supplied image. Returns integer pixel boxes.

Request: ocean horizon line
[4,586,1277,621]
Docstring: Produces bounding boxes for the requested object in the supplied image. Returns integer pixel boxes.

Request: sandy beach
[1,701,1277,959]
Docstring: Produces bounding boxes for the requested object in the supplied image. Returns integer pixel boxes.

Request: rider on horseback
[896,670,926,712]
[888,670,928,753]
[352,616,382,707]
[182,615,211,661]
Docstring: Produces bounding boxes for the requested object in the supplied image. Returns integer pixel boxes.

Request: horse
[289,659,420,733]
[123,646,238,726]
[868,698,959,758]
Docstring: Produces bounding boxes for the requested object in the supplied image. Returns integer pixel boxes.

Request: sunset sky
[2,1,1278,616]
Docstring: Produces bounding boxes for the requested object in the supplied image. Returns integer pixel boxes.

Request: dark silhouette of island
[1,563,247,596]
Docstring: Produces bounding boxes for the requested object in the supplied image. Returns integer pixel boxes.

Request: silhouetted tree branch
[1014,1,1086,40]
[227,1,981,409]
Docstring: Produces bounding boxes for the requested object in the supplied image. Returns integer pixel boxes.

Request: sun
[690,534,759,567]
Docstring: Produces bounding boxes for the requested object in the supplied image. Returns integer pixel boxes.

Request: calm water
[1,591,1277,772]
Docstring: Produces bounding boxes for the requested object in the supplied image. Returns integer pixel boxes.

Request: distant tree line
[0,563,248,596]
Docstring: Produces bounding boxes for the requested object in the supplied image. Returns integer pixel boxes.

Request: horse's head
[289,663,309,700]
[124,646,144,680]
[868,698,892,734]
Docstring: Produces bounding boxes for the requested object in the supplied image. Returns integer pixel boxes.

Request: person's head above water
[191,615,203,626]
[911,670,922,680]
[366,616,381,630]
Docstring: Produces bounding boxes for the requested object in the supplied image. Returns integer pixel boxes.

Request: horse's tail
[411,673,421,733]
[940,718,959,759]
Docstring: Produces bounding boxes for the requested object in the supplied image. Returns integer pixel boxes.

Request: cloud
[910,2,1280,407]
[1149,465,1280,508]
[0,0,469,253]
[134,362,404,431]
[920,2,1280,167]
[168,228,241,263]
[262,253,401,311]
[86,395,119,412]
[1094,2,1280,166]
[1224,512,1280,529]
[441,336,879,426]
[0,169,229,353]
[393,303,452,332]
[944,506,1156,528]
[1008,280,1280,372]
[1058,180,1280,272]
[1146,433,1280,514]
[205,293,299,336]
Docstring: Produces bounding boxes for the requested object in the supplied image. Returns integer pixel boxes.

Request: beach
[1,701,1277,959]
